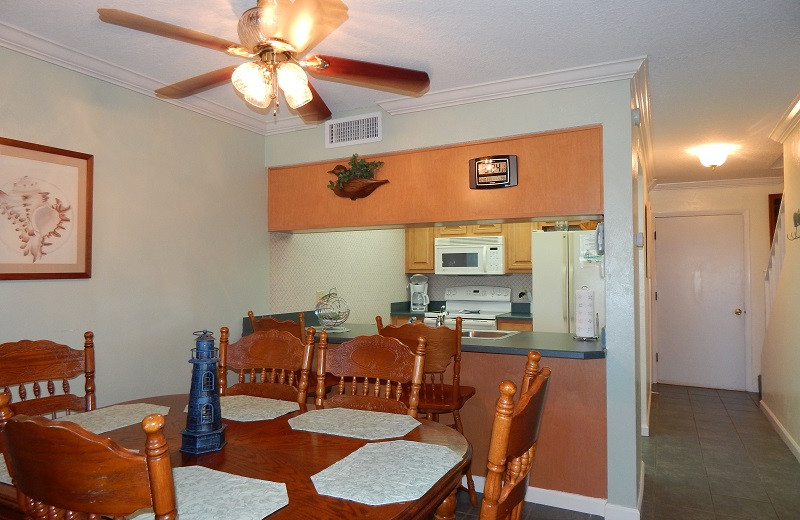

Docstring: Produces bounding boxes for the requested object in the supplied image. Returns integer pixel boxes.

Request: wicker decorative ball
[315,291,350,328]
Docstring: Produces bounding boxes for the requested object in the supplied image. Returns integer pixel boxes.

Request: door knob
[734,308,743,315]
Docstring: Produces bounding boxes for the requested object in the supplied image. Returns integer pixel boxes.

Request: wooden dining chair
[479,351,551,520]
[2,408,177,520]
[375,315,478,505]
[315,332,426,418]
[218,326,315,409]
[0,332,96,418]
[247,310,306,339]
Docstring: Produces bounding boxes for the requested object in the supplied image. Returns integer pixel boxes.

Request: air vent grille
[325,112,382,148]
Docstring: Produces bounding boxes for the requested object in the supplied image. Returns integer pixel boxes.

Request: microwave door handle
[482,246,488,273]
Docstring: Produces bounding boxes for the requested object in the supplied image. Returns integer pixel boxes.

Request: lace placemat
[183,395,300,422]
[130,465,288,520]
[288,408,420,440]
[312,440,462,505]
[54,403,171,434]
[0,457,10,485]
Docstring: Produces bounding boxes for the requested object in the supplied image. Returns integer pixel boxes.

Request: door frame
[651,209,754,391]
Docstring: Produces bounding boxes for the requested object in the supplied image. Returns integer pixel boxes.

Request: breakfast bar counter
[330,325,605,359]
[243,315,608,503]
[315,323,607,502]
[244,321,606,360]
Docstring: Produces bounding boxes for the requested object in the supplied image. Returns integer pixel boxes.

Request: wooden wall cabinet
[405,227,435,273]
[434,223,504,237]
[505,222,534,273]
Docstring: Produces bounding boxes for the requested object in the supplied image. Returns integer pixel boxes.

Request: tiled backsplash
[268,228,533,323]
[268,229,408,323]
[427,273,532,303]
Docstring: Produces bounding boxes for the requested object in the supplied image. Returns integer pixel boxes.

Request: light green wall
[0,48,269,406]
[265,80,641,511]
[762,121,800,455]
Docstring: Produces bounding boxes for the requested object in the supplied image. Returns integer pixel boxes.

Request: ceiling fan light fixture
[238,0,293,52]
[277,62,312,108]
[232,62,273,108]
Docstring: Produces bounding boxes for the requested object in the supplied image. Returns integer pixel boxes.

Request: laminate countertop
[317,323,605,360]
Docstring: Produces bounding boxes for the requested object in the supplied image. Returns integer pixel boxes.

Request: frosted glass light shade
[232,62,273,108]
[237,0,293,51]
[689,143,739,169]
[277,62,312,108]
[698,148,728,168]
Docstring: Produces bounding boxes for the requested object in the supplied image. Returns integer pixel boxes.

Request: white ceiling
[1,1,798,185]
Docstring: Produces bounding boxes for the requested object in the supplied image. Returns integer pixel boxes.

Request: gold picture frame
[0,137,93,279]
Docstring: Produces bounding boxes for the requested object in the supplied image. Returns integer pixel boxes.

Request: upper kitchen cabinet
[505,222,535,273]
[434,223,505,237]
[268,126,603,232]
[405,226,435,273]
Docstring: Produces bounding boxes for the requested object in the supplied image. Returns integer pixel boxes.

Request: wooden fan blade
[294,82,331,122]
[284,0,348,55]
[155,66,236,99]
[305,55,429,94]
[97,8,249,56]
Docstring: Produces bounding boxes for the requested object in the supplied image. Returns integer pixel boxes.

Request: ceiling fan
[97,0,430,123]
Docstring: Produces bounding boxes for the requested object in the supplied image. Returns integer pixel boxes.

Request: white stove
[424,286,512,331]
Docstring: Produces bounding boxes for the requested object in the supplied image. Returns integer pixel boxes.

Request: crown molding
[651,176,784,191]
[1,22,647,135]
[378,56,646,115]
[769,93,800,144]
[0,21,312,135]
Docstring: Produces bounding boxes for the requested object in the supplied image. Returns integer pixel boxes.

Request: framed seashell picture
[0,137,92,279]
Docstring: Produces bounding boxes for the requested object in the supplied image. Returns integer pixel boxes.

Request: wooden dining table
[0,394,472,520]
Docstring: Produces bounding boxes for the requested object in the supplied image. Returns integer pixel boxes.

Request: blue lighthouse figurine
[180,330,226,454]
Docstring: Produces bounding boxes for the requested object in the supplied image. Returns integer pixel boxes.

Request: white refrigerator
[531,229,605,337]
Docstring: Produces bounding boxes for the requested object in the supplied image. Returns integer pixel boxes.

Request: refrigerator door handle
[562,233,570,325]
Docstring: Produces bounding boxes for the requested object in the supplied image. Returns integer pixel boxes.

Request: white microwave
[434,236,505,275]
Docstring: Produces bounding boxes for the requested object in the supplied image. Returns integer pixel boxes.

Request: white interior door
[653,214,747,390]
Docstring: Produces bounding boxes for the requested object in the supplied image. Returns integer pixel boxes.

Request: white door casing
[653,213,749,390]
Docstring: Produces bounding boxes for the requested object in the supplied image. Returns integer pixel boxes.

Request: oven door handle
[459,319,496,330]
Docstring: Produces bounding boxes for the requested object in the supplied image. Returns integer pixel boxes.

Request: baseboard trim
[605,502,642,520]
[761,399,800,463]
[641,390,652,436]
[466,475,608,516]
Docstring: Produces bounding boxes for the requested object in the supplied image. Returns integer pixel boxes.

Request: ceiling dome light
[688,143,739,170]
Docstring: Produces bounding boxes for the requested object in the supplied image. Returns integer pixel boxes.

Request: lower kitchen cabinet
[391,315,423,326]
[496,319,533,331]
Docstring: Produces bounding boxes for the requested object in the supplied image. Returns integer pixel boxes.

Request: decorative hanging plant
[327,154,388,200]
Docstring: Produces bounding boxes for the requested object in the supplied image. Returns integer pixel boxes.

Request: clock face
[469,155,517,189]
[477,160,508,176]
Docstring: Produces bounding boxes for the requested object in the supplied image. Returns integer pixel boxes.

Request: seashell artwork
[0,176,73,262]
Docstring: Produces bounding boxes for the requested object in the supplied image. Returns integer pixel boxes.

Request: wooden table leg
[433,487,457,520]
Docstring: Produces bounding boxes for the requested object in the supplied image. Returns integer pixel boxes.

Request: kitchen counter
[242,313,607,499]
[319,323,604,359]
[243,313,604,359]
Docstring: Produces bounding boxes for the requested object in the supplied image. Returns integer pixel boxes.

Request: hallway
[642,384,800,519]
